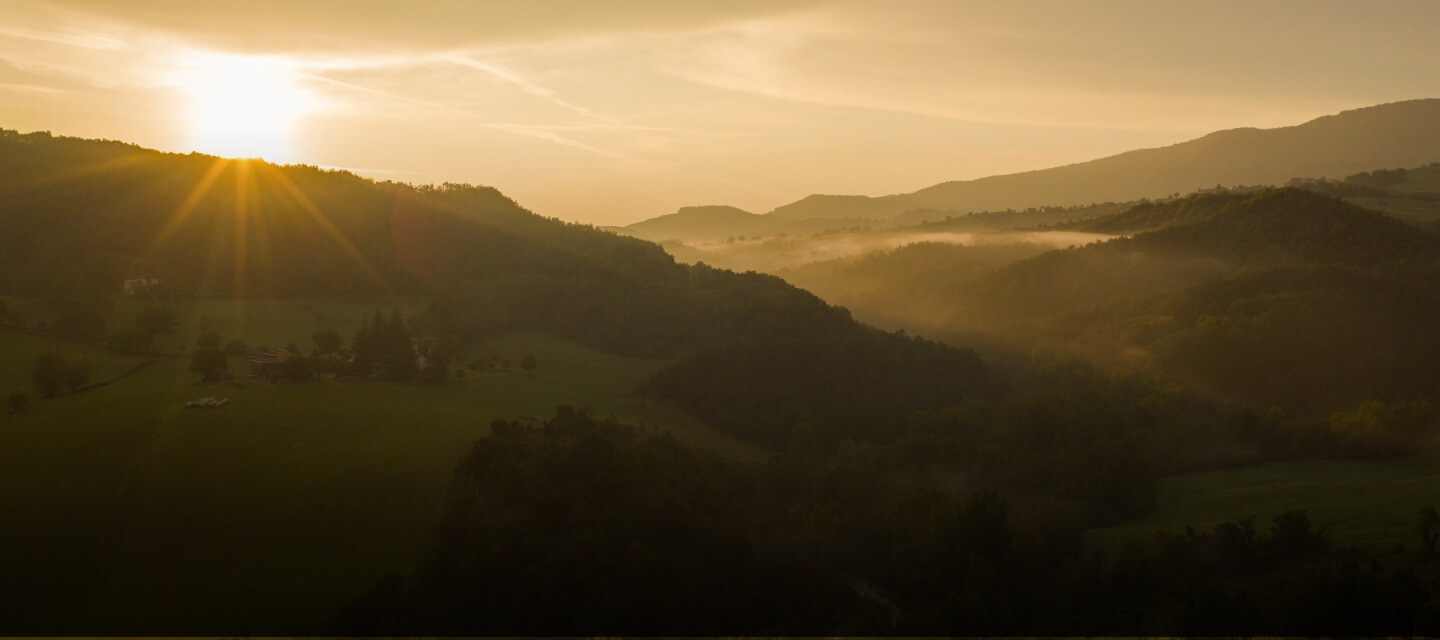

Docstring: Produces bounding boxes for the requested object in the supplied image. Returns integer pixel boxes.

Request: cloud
[0,24,126,50]
[443,55,609,122]
[31,0,831,55]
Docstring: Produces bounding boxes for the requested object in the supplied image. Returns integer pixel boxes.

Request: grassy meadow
[1345,195,1440,225]
[1090,457,1440,553]
[0,300,759,633]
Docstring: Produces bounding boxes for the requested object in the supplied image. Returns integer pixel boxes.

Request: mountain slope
[768,99,1440,220]
[780,187,1440,415]
[964,189,1440,320]
[968,189,1440,413]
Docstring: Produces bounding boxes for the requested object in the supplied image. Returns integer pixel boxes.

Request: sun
[182,54,313,162]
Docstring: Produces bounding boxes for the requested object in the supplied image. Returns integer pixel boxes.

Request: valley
[5,97,1440,634]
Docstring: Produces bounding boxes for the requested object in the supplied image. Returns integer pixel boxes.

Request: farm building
[249,348,299,377]
[123,276,160,296]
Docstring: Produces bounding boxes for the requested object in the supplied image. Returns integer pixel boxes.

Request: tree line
[329,406,1440,636]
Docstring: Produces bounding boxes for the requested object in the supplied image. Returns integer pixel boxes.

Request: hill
[788,188,1440,416]
[0,129,674,299]
[0,129,1009,631]
[622,204,777,242]
[9,133,1438,636]
[0,128,1001,444]
[768,99,1440,220]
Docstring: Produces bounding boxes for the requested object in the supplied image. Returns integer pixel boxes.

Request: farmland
[1090,457,1440,553]
[0,301,758,633]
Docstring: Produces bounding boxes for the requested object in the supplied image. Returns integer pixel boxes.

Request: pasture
[1090,457,1440,553]
[1346,195,1440,225]
[0,315,759,633]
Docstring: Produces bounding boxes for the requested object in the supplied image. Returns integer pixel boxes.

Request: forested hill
[1079,188,1440,263]
[766,99,1440,220]
[958,188,1440,414]
[0,129,998,446]
[780,186,1440,417]
[0,129,672,298]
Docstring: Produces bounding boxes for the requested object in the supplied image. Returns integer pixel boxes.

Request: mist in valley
[662,226,1116,273]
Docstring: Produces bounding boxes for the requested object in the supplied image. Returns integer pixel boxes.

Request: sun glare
[182,54,313,162]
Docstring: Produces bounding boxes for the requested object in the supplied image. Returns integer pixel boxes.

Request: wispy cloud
[484,122,634,160]
[0,19,128,51]
[0,81,66,94]
[443,54,610,122]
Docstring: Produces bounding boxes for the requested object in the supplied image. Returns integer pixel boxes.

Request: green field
[1090,457,1440,553]
[1345,195,1440,225]
[0,329,151,390]
[0,314,760,633]
[3,295,431,355]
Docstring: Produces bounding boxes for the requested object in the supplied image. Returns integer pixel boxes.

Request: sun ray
[250,185,278,298]
[231,160,251,328]
[20,153,154,190]
[140,156,229,262]
[260,163,396,298]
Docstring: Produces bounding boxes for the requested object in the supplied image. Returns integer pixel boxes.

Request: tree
[313,328,342,355]
[281,355,313,381]
[520,353,538,372]
[364,309,416,381]
[134,303,179,345]
[1419,505,1439,554]
[31,351,90,397]
[420,335,461,384]
[190,348,228,382]
[1267,510,1327,563]
[197,330,223,350]
[222,338,249,356]
[53,301,108,338]
[420,357,449,384]
[7,392,29,414]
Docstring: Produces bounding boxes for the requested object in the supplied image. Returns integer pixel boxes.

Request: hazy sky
[2,0,1438,224]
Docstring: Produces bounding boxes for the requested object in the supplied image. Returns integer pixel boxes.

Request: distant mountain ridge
[627,99,1440,239]
[771,99,1440,220]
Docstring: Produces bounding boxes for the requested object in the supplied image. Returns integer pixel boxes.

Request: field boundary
[62,359,159,396]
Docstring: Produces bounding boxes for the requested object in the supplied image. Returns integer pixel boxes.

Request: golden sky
[2,0,1438,225]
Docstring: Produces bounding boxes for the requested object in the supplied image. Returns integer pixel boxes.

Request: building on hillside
[249,348,298,377]
[413,336,439,357]
[412,336,439,372]
[123,276,160,296]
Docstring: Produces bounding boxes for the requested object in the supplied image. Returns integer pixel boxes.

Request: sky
[1,0,1438,225]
